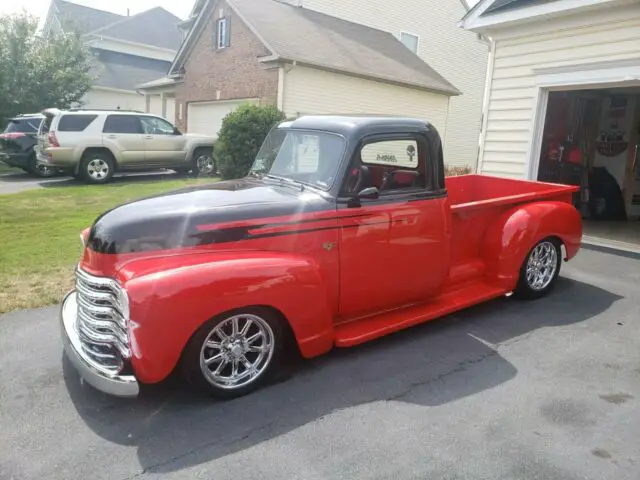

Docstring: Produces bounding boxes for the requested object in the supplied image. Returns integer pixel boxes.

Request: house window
[215,17,230,49]
[400,32,419,54]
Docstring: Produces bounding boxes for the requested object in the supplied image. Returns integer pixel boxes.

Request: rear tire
[513,238,562,300]
[27,153,57,178]
[80,151,115,184]
[192,148,215,177]
[180,307,288,399]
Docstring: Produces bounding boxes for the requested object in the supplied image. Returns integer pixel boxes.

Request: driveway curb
[581,235,640,259]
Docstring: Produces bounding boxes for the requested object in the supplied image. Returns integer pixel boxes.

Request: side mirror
[173,126,182,135]
[357,186,379,200]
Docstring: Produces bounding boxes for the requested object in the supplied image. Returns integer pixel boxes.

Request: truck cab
[60,115,583,400]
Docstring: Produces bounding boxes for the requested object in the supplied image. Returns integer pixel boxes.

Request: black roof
[278,115,438,138]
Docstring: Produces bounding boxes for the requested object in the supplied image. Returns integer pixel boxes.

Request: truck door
[337,133,450,319]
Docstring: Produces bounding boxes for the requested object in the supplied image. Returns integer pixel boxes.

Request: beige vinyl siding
[280,0,488,168]
[81,88,146,111]
[282,66,450,137]
[480,5,640,178]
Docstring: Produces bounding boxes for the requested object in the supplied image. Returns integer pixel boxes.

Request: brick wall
[174,0,279,131]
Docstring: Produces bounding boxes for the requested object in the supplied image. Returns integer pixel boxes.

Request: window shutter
[213,19,219,49]
[224,17,231,47]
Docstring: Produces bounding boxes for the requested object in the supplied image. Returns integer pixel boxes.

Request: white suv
[36,109,216,184]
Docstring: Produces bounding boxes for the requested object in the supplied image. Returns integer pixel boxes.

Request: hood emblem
[323,242,336,251]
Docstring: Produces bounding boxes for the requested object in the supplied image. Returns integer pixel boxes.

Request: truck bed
[444,174,580,286]
[446,174,579,213]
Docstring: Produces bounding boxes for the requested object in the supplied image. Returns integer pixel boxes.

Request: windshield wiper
[264,174,305,192]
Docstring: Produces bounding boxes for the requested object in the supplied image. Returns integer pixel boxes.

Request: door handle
[106,135,117,139]
[144,135,153,139]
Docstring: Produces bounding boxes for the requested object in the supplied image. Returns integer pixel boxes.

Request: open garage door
[187,99,258,137]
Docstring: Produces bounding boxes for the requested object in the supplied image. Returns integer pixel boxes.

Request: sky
[0,0,195,21]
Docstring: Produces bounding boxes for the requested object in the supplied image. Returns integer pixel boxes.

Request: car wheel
[514,238,562,300]
[28,153,57,178]
[181,307,287,399]
[193,148,215,176]
[80,152,115,184]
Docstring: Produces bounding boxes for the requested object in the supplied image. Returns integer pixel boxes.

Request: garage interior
[537,87,640,246]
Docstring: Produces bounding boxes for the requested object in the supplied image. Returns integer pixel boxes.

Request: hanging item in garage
[596,96,628,157]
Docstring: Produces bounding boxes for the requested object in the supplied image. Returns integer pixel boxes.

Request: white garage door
[187,99,258,137]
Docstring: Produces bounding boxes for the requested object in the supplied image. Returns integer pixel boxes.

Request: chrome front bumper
[60,291,139,397]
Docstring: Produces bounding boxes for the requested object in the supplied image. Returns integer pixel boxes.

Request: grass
[0,162,21,174]
[0,177,216,314]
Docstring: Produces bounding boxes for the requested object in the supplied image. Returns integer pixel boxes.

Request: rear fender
[481,201,582,290]
[119,251,334,384]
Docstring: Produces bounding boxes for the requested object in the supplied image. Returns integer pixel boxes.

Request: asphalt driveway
[0,248,638,480]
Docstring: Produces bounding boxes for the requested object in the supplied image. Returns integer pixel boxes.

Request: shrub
[215,104,286,180]
[444,165,473,177]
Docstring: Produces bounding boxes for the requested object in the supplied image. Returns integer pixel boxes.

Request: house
[460,0,640,233]
[39,0,183,118]
[139,0,488,168]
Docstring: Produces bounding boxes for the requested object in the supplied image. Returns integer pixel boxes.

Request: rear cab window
[57,114,98,132]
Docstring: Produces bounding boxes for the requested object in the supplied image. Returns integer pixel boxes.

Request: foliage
[0,11,94,122]
[215,104,286,180]
[444,165,473,176]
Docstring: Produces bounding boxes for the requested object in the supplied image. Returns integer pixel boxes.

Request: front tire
[514,238,562,300]
[80,152,115,184]
[181,308,287,399]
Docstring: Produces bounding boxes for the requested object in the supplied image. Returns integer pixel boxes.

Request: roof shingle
[85,7,183,51]
[55,0,124,35]
[90,50,172,91]
[231,0,459,95]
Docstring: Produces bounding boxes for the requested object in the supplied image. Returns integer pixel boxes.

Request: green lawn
[0,162,21,175]
[0,177,216,313]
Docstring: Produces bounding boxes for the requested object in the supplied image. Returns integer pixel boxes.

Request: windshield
[250,128,346,190]
[4,118,42,134]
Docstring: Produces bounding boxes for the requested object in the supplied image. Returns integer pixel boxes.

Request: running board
[334,281,508,347]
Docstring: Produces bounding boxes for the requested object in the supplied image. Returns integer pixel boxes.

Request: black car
[0,114,57,177]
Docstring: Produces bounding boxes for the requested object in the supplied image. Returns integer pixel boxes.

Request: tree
[215,104,286,180]
[0,11,94,122]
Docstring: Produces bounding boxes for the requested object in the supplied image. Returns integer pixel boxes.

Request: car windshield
[250,128,346,190]
[4,118,41,134]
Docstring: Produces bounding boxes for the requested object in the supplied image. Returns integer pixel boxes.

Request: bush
[215,104,286,180]
[444,165,473,177]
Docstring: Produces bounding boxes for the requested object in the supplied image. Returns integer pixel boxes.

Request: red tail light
[48,131,60,147]
[0,132,25,140]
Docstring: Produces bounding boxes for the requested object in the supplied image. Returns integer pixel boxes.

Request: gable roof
[172,0,459,96]
[90,50,172,91]
[84,7,183,51]
[459,0,620,32]
[55,0,124,34]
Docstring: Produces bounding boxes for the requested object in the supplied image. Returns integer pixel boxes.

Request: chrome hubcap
[526,241,558,291]
[87,159,110,180]
[199,313,275,390]
[196,155,214,174]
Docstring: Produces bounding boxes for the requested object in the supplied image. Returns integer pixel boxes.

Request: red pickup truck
[60,115,582,399]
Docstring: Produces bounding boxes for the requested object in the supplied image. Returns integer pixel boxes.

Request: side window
[346,136,429,195]
[57,114,97,132]
[103,115,142,134]
[140,116,176,135]
[215,17,230,49]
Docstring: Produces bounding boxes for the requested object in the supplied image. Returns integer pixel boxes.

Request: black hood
[88,178,333,254]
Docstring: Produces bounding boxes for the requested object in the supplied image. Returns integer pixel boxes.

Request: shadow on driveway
[63,277,621,474]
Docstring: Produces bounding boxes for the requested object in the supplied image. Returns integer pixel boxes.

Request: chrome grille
[75,268,131,373]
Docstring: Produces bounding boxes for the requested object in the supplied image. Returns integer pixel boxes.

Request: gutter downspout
[476,36,495,174]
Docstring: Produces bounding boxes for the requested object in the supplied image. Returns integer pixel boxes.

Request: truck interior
[537,87,640,247]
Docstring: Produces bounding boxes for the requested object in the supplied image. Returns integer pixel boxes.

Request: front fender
[120,251,334,384]
[481,201,582,290]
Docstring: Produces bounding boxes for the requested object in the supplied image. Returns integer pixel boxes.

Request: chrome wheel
[196,154,215,175]
[525,241,558,291]
[199,313,275,390]
[86,158,110,180]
